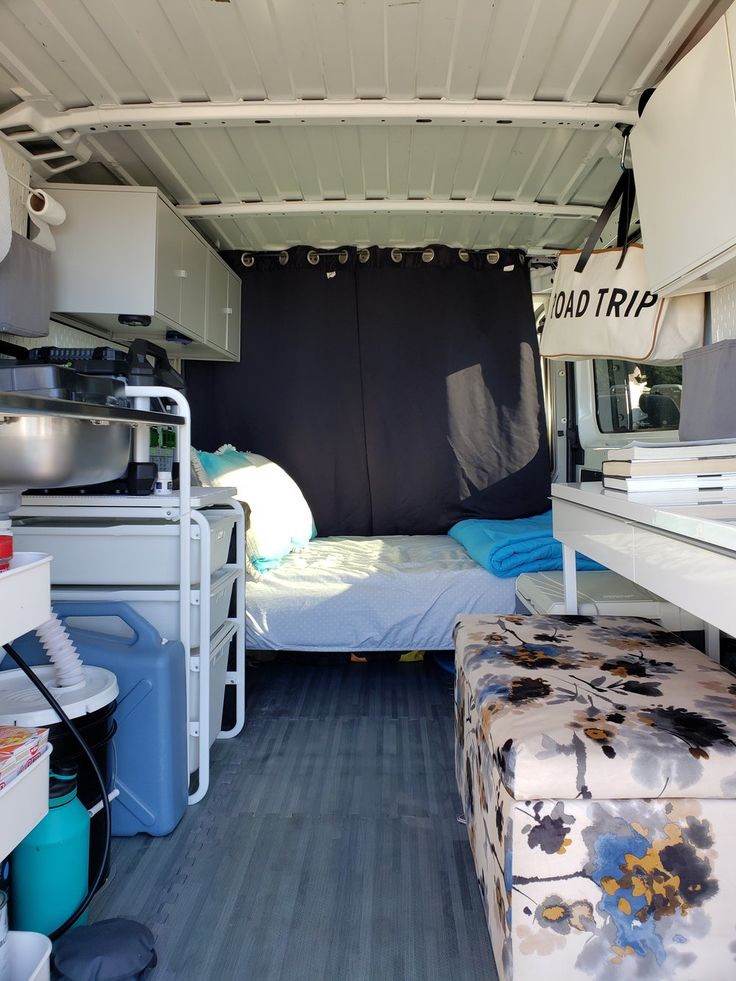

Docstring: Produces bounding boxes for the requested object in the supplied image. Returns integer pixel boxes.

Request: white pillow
[209,452,315,574]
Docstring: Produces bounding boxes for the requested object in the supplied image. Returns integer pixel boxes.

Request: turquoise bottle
[11,765,90,936]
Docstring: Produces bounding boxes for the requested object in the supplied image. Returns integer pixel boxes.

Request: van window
[593,359,682,433]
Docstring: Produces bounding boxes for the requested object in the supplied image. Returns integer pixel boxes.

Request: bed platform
[246,535,516,653]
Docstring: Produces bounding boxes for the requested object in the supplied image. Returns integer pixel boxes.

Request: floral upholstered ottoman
[454,614,736,981]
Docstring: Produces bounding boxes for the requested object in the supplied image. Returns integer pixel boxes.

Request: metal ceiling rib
[0,0,729,250]
[0,0,722,107]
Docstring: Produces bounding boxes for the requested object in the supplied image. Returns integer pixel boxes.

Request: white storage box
[51,566,238,643]
[6,931,51,981]
[188,622,235,773]
[0,745,51,861]
[12,511,237,586]
[0,553,51,649]
[515,570,703,632]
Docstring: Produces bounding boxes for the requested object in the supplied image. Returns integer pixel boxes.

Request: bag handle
[575,136,636,275]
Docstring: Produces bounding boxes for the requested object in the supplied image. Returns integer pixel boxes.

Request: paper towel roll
[0,152,10,264]
[27,189,66,251]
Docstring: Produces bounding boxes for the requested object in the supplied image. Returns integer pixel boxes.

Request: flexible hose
[3,642,111,940]
[35,613,85,688]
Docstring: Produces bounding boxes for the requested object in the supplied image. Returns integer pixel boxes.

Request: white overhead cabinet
[46,184,241,360]
[631,14,736,295]
[205,252,241,360]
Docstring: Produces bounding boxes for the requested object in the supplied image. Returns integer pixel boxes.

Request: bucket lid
[0,665,118,726]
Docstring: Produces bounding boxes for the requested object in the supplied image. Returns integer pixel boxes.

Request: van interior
[1,2,736,979]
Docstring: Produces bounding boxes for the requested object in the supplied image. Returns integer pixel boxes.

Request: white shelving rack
[15,386,246,804]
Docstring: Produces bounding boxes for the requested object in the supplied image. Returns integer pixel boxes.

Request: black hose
[2,642,112,940]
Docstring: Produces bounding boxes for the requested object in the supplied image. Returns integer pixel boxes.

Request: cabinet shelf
[0,554,52,650]
[0,745,52,862]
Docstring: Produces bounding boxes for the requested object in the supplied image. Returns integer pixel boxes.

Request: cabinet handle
[224,307,233,314]
[175,269,188,278]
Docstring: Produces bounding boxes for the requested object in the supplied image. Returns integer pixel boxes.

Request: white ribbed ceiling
[0,0,730,251]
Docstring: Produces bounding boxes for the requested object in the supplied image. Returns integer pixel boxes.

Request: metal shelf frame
[14,385,246,804]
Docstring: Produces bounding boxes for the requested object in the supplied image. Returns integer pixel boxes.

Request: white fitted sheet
[245,534,516,652]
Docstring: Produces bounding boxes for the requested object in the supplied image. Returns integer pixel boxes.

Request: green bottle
[11,766,90,936]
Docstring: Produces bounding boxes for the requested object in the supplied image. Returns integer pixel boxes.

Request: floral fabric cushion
[455,614,736,800]
[455,614,736,981]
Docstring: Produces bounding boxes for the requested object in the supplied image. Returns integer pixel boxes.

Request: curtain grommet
[278,251,289,266]
[421,248,434,263]
[240,253,254,268]
[486,250,500,265]
[337,249,349,265]
[307,249,320,266]
[458,249,470,262]
[358,249,371,263]
[390,248,403,263]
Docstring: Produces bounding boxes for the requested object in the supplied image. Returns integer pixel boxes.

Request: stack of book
[0,725,48,791]
[602,440,736,503]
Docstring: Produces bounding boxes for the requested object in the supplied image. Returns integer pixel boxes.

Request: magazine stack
[0,725,48,791]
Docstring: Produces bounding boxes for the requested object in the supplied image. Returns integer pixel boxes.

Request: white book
[603,486,736,505]
[606,438,736,462]
[603,457,736,477]
[604,473,736,493]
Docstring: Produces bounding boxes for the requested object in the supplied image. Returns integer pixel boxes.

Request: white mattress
[246,535,516,652]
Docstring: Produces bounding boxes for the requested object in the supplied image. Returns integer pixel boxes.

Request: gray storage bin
[680,339,736,441]
[0,232,51,337]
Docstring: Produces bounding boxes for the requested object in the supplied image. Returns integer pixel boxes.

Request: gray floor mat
[92,660,497,981]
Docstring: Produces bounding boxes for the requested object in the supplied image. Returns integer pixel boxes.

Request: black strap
[574,167,636,274]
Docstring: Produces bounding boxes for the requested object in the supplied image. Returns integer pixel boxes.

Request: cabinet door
[155,200,183,324]
[205,253,229,351]
[631,18,736,292]
[226,269,241,360]
[180,232,207,340]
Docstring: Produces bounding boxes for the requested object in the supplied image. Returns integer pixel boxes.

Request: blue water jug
[11,603,188,838]
[11,766,90,936]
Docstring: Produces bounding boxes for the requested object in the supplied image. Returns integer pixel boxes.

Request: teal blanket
[448,511,604,578]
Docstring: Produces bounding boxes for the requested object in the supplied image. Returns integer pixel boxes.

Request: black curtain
[187,251,371,536]
[186,246,550,536]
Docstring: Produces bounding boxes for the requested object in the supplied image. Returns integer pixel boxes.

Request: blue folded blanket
[448,510,604,578]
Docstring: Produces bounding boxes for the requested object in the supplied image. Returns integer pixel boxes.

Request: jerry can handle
[51,601,164,648]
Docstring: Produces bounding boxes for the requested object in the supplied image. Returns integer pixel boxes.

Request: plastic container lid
[0,665,118,727]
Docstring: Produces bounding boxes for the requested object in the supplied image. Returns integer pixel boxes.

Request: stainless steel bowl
[0,415,132,489]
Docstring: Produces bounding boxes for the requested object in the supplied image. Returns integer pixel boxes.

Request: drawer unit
[189,621,236,773]
[13,512,237,586]
[50,566,238,643]
[515,570,703,632]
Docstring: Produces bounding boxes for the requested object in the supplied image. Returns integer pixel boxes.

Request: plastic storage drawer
[6,931,52,981]
[50,566,238,643]
[189,622,235,773]
[515,570,703,631]
[12,511,236,586]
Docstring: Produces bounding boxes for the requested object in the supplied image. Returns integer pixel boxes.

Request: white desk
[551,482,736,658]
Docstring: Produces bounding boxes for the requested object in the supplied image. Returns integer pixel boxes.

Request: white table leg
[705,622,720,662]
[562,545,578,614]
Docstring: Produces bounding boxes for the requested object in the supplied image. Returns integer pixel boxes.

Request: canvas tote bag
[540,169,704,363]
